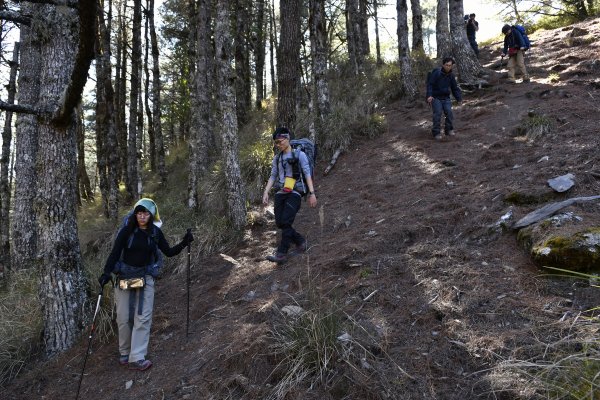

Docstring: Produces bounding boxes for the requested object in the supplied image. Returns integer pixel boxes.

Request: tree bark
[144,5,156,173]
[127,0,142,201]
[436,0,451,59]
[268,0,277,96]
[215,1,246,230]
[36,3,89,357]
[309,0,330,137]
[276,0,301,130]
[148,0,166,182]
[396,0,418,97]
[188,0,213,210]
[254,0,265,108]
[115,0,128,184]
[358,0,370,57]
[411,0,424,53]
[0,42,19,272]
[449,0,482,83]
[235,0,251,127]
[374,0,383,66]
[346,0,361,75]
[76,105,93,205]
[13,5,41,271]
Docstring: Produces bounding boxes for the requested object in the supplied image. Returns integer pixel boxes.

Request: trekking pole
[75,290,103,400]
[186,228,191,338]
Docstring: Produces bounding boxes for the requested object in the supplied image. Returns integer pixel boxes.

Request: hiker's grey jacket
[270,150,311,194]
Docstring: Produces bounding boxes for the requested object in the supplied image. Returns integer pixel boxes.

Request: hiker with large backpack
[465,13,479,56]
[426,57,462,141]
[501,24,530,83]
[98,198,194,371]
[262,127,317,264]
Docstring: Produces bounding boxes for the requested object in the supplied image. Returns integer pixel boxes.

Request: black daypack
[276,138,317,196]
[116,212,163,278]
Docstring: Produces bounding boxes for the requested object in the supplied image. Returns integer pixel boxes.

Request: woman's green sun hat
[133,198,162,228]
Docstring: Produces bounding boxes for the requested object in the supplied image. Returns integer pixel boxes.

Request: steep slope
[3,18,600,400]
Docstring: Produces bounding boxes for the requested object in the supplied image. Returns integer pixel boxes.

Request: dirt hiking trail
[3,18,600,400]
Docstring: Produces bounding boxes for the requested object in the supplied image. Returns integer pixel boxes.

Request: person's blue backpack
[276,138,317,197]
[513,25,531,50]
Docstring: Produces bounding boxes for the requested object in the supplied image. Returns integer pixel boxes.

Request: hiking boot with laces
[266,252,288,264]
[128,359,153,371]
[119,354,129,366]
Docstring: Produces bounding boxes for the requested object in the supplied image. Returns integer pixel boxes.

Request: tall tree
[148,0,166,181]
[188,0,213,209]
[235,0,252,127]
[114,0,128,184]
[268,0,277,97]
[345,0,362,74]
[411,0,425,53]
[436,0,451,59]
[358,0,370,57]
[76,105,93,206]
[276,0,302,129]
[373,0,383,66]
[396,0,418,97]
[35,0,96,356]
[0,42,19,272]
[127,0,142,201]
[215,1,246,230]
[449,0,481,83]
[254,0,266,108]
[309,0,331,137]
[12,5,40,271]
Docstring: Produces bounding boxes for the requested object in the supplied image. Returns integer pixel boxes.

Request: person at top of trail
[262,127,317,264]
[98,198,193,371]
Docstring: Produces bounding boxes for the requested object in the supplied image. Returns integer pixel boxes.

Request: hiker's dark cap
[502,24,511,34]
[273,127,291,140]
[134,205,149,213]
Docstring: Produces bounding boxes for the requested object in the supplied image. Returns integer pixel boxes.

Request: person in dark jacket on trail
[466,13,479,56]
[501,24,530,83]
[426,57,462,141]
[98,198,193,371]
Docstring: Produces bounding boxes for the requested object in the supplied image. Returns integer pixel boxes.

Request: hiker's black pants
[274,192,304,254]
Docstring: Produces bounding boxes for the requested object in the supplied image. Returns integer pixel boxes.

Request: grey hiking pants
[115,275,155,363]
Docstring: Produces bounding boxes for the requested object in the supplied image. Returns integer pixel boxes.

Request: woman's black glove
[181,230,194,246]
[98,273,112,288]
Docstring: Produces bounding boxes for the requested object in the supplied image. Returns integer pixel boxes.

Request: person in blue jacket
[501,24,530,83]
[426,57,462,140]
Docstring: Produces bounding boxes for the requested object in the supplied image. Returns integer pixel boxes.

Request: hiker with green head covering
[98,198,194,371]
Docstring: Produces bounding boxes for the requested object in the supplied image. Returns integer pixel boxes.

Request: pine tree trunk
[95,37,109,215]
[144,5,156,173]
[12,5,40,271]
[254,0,266,108]
[396,0,418,97]
[98,0,119,219]
[309,0,330,135]
[269,0,277,97]
[117,1,128,184]
[436,0,451,59]
[449,0,481,83]
[149,0,166,182]
[127,0,142,201]
[410,0,424,53]
[359,0,370,56]
[188,0,213,210]
[346,0,361,75]
[374,0,383,66]
[215,1,246,231]
[0,42,19,272]
[235,0,251,127]
[276,0,301,129]
[76,106,93,204]
[36,4,88,357]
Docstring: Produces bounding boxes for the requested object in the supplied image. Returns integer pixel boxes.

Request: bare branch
[0,100,42,115]
[11,0,79,7]
[0,10,31,25]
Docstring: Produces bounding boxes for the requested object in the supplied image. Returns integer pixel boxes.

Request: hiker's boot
[119,354,129,366]
[433,134,442,141]
[522,78,530,83]
[266,252,288,264]
[129,359,153,371]
[446,130,455,137]
[294,241,308,254]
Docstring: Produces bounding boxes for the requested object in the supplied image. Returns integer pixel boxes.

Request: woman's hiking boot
[128,359,153,371]
[266,252,287,264]
[119,354,129,366]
